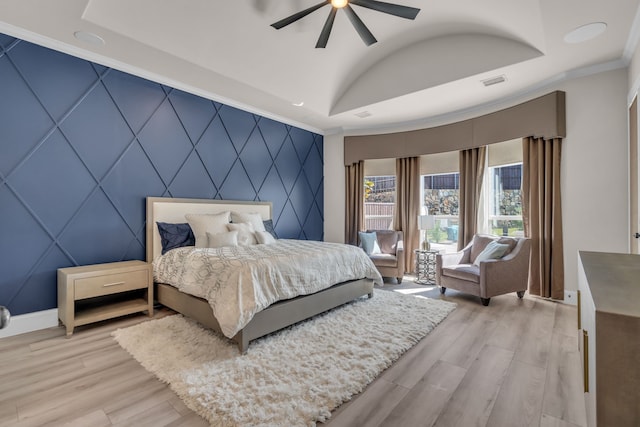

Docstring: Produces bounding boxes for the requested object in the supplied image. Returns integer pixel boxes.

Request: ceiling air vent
[355,111,372,118]
[481,75,507,87]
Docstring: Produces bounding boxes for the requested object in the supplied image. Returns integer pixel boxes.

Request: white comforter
[153,239,383,338]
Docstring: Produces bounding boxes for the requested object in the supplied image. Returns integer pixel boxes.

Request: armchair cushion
[368,253,398,268]
[473,241,510,266]
[470,234,496,263]
[373,230,399,255]
[358,231,381,255]
[497,237,518,254]
[442,264,480,283]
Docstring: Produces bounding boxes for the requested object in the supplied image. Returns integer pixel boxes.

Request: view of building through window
[422,173,460,252]
[364,175,395,230]
[362,161,523,253]
[488,163,523,237]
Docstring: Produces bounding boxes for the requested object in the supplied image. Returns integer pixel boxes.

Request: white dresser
[577,251,640,427]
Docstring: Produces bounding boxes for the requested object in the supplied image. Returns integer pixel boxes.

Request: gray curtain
[458,147,486,250]
[522,136,564,299]
[345,161,365,246]
[393,157,420,274]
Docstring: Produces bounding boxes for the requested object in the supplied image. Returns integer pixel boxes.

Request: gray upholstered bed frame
[146,197,374,353]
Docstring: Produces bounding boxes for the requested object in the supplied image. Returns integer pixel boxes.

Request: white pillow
[230,211,266,232]
[185,212,230,248]
[206,231,238,248]
[255,230,276,245]
[227,222,257,246]
[473,241,510,266]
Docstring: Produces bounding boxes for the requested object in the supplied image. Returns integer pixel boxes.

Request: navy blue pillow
[263,219,278,239]
[156,222,195,255]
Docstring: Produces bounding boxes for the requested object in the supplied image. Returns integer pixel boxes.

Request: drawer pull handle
[577,290,581,330]
[583,330,589,393]
[103,281,125,287]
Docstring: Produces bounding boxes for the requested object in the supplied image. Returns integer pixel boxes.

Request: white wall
[324,133,346,243]
[558,68,629,291]
[629,37,640,98]
[325,67,630,295]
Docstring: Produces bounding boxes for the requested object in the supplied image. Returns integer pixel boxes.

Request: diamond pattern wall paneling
[0,35,324,316]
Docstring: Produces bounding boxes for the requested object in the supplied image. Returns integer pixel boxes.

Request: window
[364,175,395,230]
[422,173,460,252]
[487,163,523,236]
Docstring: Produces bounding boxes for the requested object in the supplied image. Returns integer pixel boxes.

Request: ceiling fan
[271,0,420,48]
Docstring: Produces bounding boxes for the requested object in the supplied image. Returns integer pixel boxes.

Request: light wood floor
[0,279,587,427]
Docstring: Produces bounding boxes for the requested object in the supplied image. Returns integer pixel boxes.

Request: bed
[146,196,379,352]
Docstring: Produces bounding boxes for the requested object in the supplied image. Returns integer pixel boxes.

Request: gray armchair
[436,234,530,306]
[366,230,405,284]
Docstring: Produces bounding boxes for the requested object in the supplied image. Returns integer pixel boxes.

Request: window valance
[344,91,565,165]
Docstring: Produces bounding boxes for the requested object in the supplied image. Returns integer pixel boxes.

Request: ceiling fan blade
[344,5,377,46]
[350,0,420,20]
[316,7,338,48]
[271,1,329,29]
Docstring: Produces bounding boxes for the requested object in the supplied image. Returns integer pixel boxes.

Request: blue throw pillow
[156,222,195,255]
[263,219,278,239]
[473,240,510,266]
[358,231,381,255]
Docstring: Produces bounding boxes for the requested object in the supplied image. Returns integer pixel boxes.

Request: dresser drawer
[74,269,149,299]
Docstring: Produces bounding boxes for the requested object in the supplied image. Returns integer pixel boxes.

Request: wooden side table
[58,260,153,336]
[415,249,438,285]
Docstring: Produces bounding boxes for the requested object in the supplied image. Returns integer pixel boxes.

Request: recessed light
[564,22,607,44]
[292,101,304,107]
[73,30,105,46]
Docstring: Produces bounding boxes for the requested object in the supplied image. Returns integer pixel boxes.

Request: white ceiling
[0,0,639,135]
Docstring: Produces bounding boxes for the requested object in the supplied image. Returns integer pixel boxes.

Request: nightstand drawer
[74,269,149,299]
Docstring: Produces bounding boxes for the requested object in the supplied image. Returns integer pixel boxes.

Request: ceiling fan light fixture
[271,0,420,48]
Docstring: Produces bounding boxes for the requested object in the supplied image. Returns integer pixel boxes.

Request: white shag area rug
[112,290,456,427]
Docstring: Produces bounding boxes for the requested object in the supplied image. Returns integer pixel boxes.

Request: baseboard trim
[0,308,59,339]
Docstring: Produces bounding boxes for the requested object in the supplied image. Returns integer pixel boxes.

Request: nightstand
[58,260,153,336]
[415,249,438,285]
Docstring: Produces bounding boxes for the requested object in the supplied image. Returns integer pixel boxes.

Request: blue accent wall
[0,34,324,316]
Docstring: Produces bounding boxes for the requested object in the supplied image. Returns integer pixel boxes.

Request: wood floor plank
[0,357,90,402]
[0,326,62,351]
[432,345,514,427]
[553,302,579,337]
[103,378,174,424]
[379,360,467,427]
[167,395,197,417]
[540,413,584,427]
[110,401,181,427]
[380,304,474,388]
[164,411,210,427]
[16,360,151,422]
[323,378,410,427]
[514,298,557,368]
[0,401,18,426]
[486,297,535,351]
[486,360,546,427]
[62,409,112,427]
[542,331,587,426]
[439,304,502,369]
